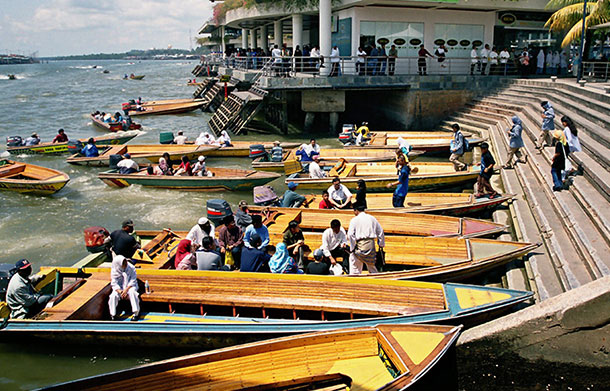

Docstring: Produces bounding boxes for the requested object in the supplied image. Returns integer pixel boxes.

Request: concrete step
[446,115,494,130]
[467,102,514,117]
[509,79,610,112]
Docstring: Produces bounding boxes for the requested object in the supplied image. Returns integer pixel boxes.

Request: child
[475,142,497,198]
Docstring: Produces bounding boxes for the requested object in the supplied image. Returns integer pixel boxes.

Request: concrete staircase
[445,79,610,301]
[208,86,267,136]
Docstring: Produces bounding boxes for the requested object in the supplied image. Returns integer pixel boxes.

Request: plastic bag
[330,263,343,276]
[225,249,234,267]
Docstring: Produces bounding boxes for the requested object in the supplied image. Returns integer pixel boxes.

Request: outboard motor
[109,154,123,170]
[0,264,16,301]
[338,124,356,145]
[84,226,110,254]
[248,144,267,159]
[253,185,281,206]
[67,140,84,154]
[159,132,175,145]
[6,136,23,147]
[206,199,233,226]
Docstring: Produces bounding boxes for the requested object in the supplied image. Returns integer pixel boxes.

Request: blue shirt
[295,148,319,162]
[81,144,99,157]
[243,224,270,249]
[240,247,271,272]
[480,151,496,179]
[394,165,411,198]
[542,104,555,131]
[451,131,465,155]
[281,190,306,208]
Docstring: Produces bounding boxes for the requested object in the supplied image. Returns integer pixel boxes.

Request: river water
[0,60,336,390]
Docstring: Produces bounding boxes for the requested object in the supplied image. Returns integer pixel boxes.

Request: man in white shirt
[480,44,490,75]
[488,47,498,75]
[192,155,208,177]
[356,46,366,75]
[330,45,340,77]
[320,219,349,272]
[173,131,187,145]
[499,48,510,76]
[327,177,352,209]
[272,44,282,76]
[186,217,215,248]
[470,45,479,75]
[308,155,327,179]
[347,205,385,275]
[117,153,139,174]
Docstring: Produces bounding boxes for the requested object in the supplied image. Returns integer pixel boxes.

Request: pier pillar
[319,0,332,76]
[292,14,303,51]
[304,112,315,132]
[274,20,283,46]
[241,28,248,49]
[221,26,226,56]
[329,112,339,133]
[250,29,257,49]
[260,25,268,51]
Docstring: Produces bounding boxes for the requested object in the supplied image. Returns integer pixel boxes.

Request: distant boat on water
[7,74,16,80]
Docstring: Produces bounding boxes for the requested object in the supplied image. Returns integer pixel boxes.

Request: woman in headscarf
[218,130,233,147]
[108,255,140,321]
[269,242,302,274]
[504,115,527,169]
[158,157,171,175]
[174,239,198,270]
[396,137,411,155]
[161,153,174,175]
[551,130,569,191]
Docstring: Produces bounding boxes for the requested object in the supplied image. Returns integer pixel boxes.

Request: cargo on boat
[90,114,142,132]
[6,131,140,155]
[41,324,461,391]
[0,159,69,196]
[66,144,218,166]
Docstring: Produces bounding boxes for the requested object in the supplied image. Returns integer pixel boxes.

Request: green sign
[219,75,231,83]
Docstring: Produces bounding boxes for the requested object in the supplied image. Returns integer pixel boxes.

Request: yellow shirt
[357,126,370,138]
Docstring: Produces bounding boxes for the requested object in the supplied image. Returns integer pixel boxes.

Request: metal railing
[581,61,610,82]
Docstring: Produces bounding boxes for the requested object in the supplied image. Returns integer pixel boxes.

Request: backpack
[463,136,471,152]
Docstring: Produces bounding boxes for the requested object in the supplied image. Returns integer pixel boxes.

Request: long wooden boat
[250,206,507,239]
[340,130,472,143]
[0,267,532,347]
[90,114,142,132]
[287,160,482,192]
[299,192,515,217]
[6,131,140,156]
[126,101,205,116]
[129,74,145,80]
[138,98,203,107]
[42,324,461,391]
[66,144,219,166]
[99,167,281,191]
[344,132,484,154]
[0,159,69,196]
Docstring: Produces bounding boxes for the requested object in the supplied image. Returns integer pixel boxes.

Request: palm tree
[545,0,610,47]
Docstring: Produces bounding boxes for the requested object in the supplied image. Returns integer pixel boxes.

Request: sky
[0,0,214,57]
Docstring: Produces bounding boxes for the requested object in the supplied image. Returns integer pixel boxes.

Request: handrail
[581,61,609,82]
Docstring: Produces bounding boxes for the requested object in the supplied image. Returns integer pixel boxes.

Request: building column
[260,26,268,52]
[220,26,226,56]
[274,20,283,46]
[292,14,303,50]
[250,29,257,48]
[319,0,332,76]
[242,28,248,49]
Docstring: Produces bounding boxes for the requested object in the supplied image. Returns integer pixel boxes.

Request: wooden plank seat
[0,163,26,178]
[40,275,111,321]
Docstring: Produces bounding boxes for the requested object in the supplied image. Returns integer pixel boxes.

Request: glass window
[360,21,424,57]
[434,23,485,58]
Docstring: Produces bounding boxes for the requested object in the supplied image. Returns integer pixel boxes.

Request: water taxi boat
[287,160,481,192]
[90,114,142,132]
[7,74,16,80]
[6,131,140,155]
[42,324,461,391]
[129,74,145,80]
[66,144,218,166]
[0,159,69,196]
[344,132,484,154]
[0,267,532,347]
[299,192,514,217]
[206,141,301,158]
[99,167,281,191]
[126,101,205,116]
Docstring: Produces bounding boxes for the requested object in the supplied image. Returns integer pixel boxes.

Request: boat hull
[127,102,204,116]
[6,133,138,155]
[0,160,70,196]
[0,177,69,196]
[90,115,141,132]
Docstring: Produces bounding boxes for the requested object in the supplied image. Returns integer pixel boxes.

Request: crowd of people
[91,110,134,130]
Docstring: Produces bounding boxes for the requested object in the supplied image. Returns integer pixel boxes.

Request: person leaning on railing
[357,47,366,76]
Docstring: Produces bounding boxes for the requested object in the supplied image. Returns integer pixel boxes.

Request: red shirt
[319,199,332,209]
[53,133,69,143]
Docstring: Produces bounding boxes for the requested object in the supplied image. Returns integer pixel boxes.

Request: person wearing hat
[187,217,216,248]
[6,259,52,319]
[81,138,99,157]
[347,204,385,275]
[52,128,69,144]
[306,249,330,275]
[239,233,271,272]
[117,153,139,174]
[308,155,327,179]
[270,141,283,162]
[192,155,208,177]
[24,132,41,146]
[281,182,306,208]
[475,142,498,198]
[106,219,141,259]
[235,200,253,232]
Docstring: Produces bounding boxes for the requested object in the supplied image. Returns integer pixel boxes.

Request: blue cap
[123,153,131,159]
[287,181,298,190]
[15,259,31,270]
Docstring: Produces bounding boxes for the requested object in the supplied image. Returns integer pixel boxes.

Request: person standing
[449,123,467,171]
[504,116,527,168]
[108,255,140,321]
[327,177,352,209]
[386,154,418,207]
[559,51,569,76]
[475,142,497,198]
[536,49,545,75]
[369,45,379,76]
[6,259,52,319]
[551,130,569,191]
[330,45,341,77]
[480,44,490,75]
[519,48,530,77]
[537,101,555,149]
[354,179,367,210]
[347,205,385,275]
[106,219,141,259]
[561,116,581,153]
[435,44,447,70]
[356,46,366,75]
[272,44,282,76]
[499,48,510,75]
[378,43,388,76]
[293,44,303,73]
[418,45,434,76]
[552,51,561,76]
[488,47,499,75]
[388,44,398,75]
[470,45,480,75]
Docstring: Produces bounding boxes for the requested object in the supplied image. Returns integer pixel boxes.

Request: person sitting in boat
[217,130,233,147]
[124,74,129,80]
[217,215,244,269]
[308,155,327,179]
[108,255,140,321]
[175,239,198,270]
[160,154,174,175]
[196,236,224,271]
[130,73,135,78]
[187,217,216,248]
[327,177,352,209]
[103,113,113,123]
[121,114,133,130]
[244,214,269,251]
[269,242,302,274]
[52,128,68,143]
[81,138,99,157]
[117,153,139,174]
[306,249,331,275]
[174,155,192,176]
[235,200,253,232]
[296,139,320,162]
[396,137,411,155]
[356,122,370,140]
[281,182,306,208]
[320,219,350,274]
[240,234,271,273]
[105,219,141,260]
[173,131,188,145]
[354,179,367,210]
[146,166,163,176]
[195,132,216,145]
[24,132,41,146]
[92,110,101,119]
[114,112,123,123]
[6,259,52,319]
[283,220,307,269]
[270,141,283,162]
[319,190,332,209]
[192,155,210,177]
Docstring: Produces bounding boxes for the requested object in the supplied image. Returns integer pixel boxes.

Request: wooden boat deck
[127,101,204,116]
[41,276,111,321]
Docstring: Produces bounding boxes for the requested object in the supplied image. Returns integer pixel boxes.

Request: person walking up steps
[449,123,467,171]
[503,116,527,168]
[475,142,497,198]
[537,101,555,150]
